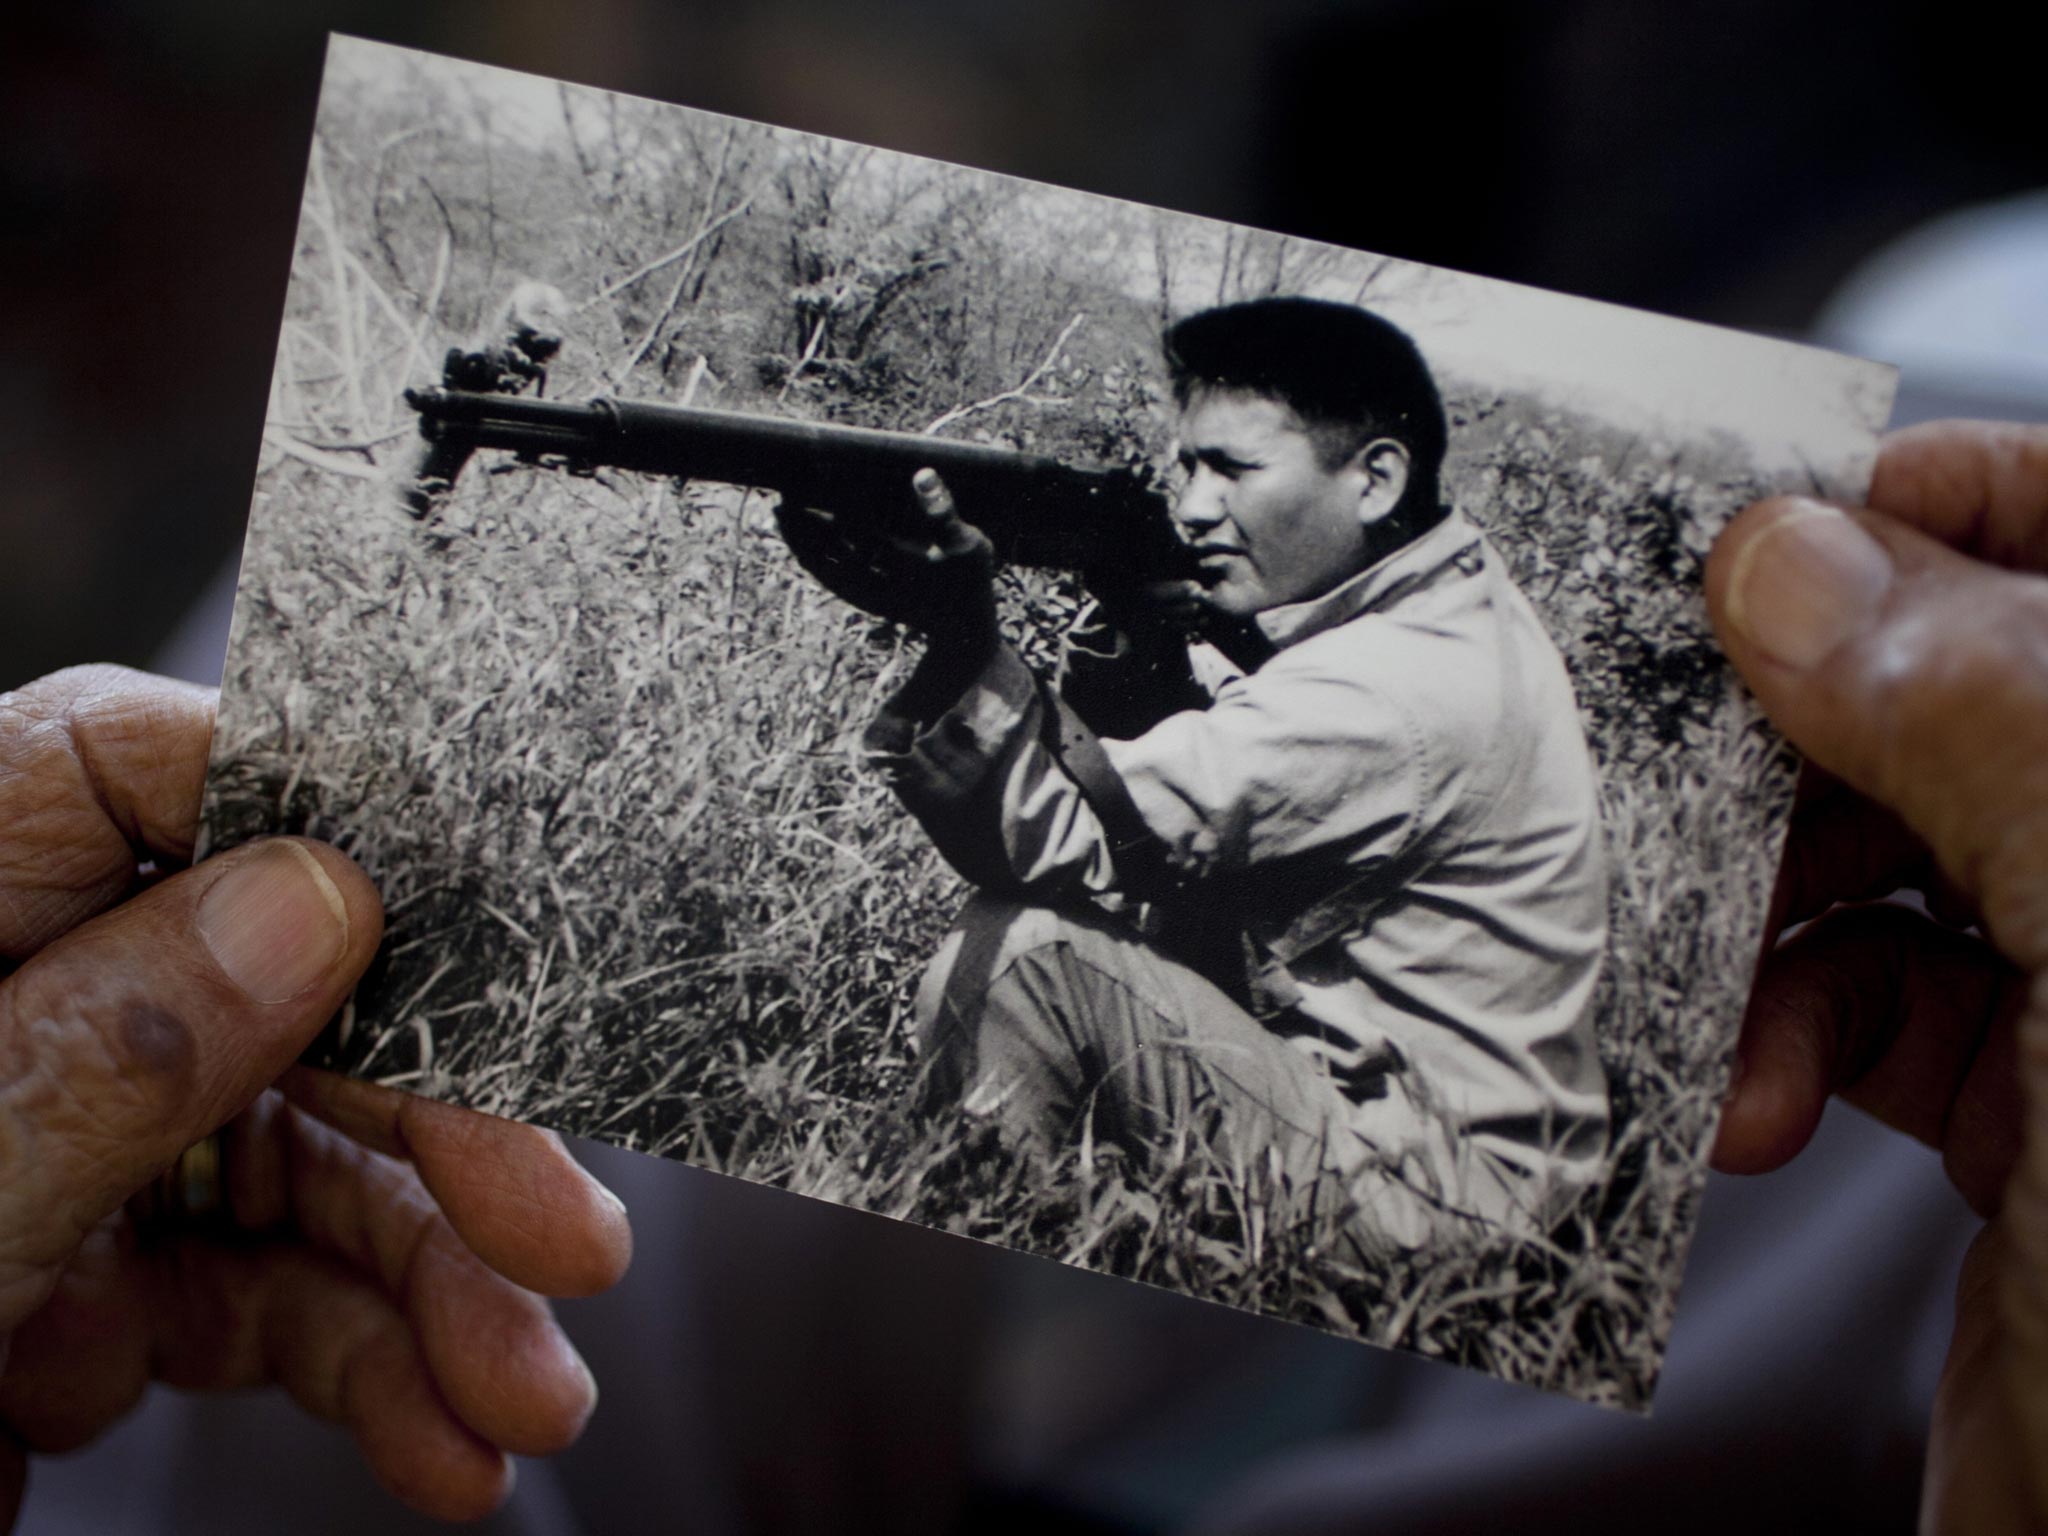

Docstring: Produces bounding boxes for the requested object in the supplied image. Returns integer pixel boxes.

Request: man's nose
[1172,476,1226,533]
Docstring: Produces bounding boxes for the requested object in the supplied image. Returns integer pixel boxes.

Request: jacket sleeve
[866,637,1426,902]
[1103,654,1424,878]
[864,643,1119,897]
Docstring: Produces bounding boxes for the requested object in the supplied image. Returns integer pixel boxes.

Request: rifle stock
[403,386,1191,577]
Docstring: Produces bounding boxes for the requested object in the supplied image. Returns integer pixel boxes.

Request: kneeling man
[780,297,1610,1257]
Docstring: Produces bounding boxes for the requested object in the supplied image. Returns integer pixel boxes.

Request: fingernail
[1724,501,1894,670]
[198,842,350,1003]
[913,468,940,493]
[566,1349,600,1430]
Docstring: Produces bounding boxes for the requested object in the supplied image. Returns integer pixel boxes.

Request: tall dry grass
[208,411,1790,1408]
[205,109,1794,1409]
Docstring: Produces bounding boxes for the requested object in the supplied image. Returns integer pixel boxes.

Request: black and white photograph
[201,34,1895,1407]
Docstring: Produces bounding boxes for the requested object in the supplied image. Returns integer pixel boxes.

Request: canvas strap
[1040,684,1177,895]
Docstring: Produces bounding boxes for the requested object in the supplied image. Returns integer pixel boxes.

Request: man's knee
[911,893,1181,1134]
[912,894,1123,1050]
[909,896,1067,1130]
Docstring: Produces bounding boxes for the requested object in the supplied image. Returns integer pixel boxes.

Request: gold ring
[128,1134,232,1240]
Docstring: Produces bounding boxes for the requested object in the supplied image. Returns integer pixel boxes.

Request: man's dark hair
[1163,297,1447,526]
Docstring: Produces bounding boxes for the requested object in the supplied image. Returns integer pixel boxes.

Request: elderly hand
[0,667,632,1527]
[1705,421,2048,1532]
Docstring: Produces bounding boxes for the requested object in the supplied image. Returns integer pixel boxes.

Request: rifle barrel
[405,388,1179,572]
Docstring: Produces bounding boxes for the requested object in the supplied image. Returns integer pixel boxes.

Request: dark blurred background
[4,0,2041,690]
[6,6,2043,1533]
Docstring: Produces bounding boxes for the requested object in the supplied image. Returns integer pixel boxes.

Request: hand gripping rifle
[399,304,1191,580]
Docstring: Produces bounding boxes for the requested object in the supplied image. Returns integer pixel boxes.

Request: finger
[1769,776,1931,934]
[1144,580,1212,623]
[881,531,988,575]
[338,1302,514,1523]
[911,466,955,524]
[1926,870,1986,931]
[259,1100,596,1455]
[773,504,897,613]
[0,1234,508,1522]
[0,665,216,957]
[1923,1225,2040,1530]
[772,499,844,548]
[883,531,948,564]
[1775,765,1981,931]
[0,1218,148,1452]
[1,1102,598,1468]
[168,1244,512,1521]
[905,468,966,552]
[1867,420,2048,569]
[2007,980,2048,1516]
[908,468,992,558]
[1706,496,2048,973]
[771,503,854,572]
[1713,902,2024,1212]
[1947,999,2024,1217]
[0,837,380,1326]
[278,1066,632,1298]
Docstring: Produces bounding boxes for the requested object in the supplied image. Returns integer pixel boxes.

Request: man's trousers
[912,894,1517,1260]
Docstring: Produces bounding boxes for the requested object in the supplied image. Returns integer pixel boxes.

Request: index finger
[1869,420,2048,569]
[1768,774,1931,935]
[278,1067,631,1298]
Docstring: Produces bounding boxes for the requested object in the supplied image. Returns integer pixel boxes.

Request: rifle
[400,339,1190,579]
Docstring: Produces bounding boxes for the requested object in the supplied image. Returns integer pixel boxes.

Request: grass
[202,95,1798,1408]
[205,397,1793,1407]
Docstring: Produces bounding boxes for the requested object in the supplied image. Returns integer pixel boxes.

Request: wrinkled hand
[0,667,632,1527]
[774,468,997,645]
[1705,421,2048,1533]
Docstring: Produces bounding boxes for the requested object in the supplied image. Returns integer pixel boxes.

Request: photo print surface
[203,35,1896,1406]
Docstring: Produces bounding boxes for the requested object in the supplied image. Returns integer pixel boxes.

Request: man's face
[1167,388,1397,618]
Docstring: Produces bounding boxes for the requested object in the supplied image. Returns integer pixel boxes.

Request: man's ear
[1353,438,1410,526]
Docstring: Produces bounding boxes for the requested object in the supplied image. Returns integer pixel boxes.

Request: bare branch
[1351,256,1394,304]
[775,314,832,405]
[263,427,384,480]
[603,125,745,387]
[402,229,453,390]
[922,311,1085,436]
[557,81,598,182]
[264,423,414,452]
[1154,215,1174,326]
[304,136,370,437]
[678,354,714,406]
[580,193,757,310]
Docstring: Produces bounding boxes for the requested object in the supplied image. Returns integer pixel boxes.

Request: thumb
[1705,498,2048,971]
[911,467,955,523]
[0,837,382,1326]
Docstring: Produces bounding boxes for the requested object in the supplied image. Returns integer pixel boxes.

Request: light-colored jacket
[870,508,1611,1212]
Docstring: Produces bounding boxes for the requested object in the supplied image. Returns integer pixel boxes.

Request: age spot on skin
[119,1001,196,1083]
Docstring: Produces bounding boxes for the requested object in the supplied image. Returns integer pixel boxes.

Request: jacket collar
[1251,506,1484,651]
